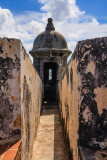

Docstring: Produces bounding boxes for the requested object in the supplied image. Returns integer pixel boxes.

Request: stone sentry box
[30,18,71,102]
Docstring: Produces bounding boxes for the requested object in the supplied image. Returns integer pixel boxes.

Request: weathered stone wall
[58,37,107,160]
[21,47,42,160]
[33,56,67,101]
[0,38,42,159]
[58,55,79,160]
[77,37,107,159]
[0,38,21,141]
[33,56,67,82]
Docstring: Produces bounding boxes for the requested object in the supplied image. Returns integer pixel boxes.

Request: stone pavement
[32,105,68,160]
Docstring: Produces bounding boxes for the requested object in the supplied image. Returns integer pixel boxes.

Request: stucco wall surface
[21,46,42,160]
[58,54,79,160]
[0,38,21,141]
[58,37,107,160]
[77,37,107,157]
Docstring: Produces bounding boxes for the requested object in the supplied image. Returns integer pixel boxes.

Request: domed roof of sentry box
[30,18,71,57]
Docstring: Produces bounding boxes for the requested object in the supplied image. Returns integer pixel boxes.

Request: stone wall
[58,37,107,160]
[21,46,42,160]
[58,54,79,160]
[0,38,21,141]
[77,37,107,149]
[0,38,42,159]
[33,57,67,82]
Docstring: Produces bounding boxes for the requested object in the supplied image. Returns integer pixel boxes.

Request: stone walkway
[32,105,68,160]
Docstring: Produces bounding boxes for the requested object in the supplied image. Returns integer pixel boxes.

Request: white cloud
[0,0,107,56]
[39,0,84,22]
[0,8,45,53]
[0,7,15,37]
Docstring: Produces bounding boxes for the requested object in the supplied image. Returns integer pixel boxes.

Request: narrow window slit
[49,69,52,80]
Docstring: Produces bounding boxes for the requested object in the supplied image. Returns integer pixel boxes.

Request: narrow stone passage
[32,105,68,160]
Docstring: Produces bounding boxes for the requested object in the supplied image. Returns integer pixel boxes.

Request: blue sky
[76,0,107,24]
[0,0,107,53]
[0,0,41,12]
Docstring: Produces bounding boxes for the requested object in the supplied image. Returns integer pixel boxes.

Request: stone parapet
[0,38,21,141]
[0,38,42,160]
[20,43,42,160]
[58,37,107,160]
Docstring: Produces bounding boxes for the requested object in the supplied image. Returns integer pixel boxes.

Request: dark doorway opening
[44,62,57,102]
